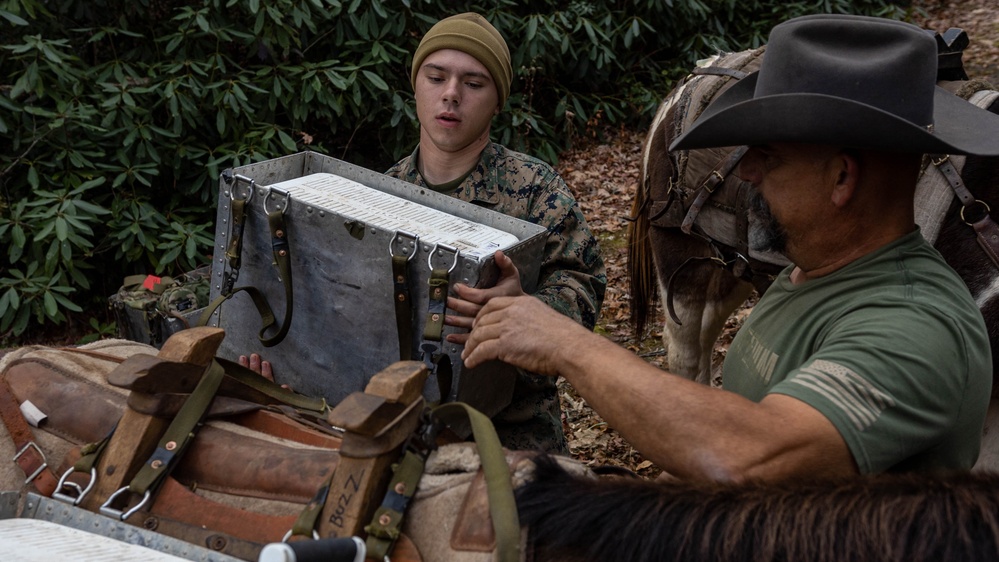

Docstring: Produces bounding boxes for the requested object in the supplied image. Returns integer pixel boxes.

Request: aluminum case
[205,151,547,420]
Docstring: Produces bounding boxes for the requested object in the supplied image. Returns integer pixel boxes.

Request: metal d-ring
[389,230,420,261]
[728,251,751,279]
[99,486,152,521]
[961,200,991,225]
[53,466,97,506]
[264,187,291,215]
[427,243,459,274]
[229,174,256,203]
[281,529,320,542]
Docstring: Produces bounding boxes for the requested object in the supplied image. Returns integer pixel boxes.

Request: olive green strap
[53,421,119,505]
[419,268,453,402]
[215,356,329,415]
[197,207,293,349]
[99,361,224,517]
[363,448,426,557]
[393,254,414,361]
[433,402,520,562]
[259,208,294,347]
[127,360,226,495]
[225,197,248,274]
[74,427,114,474]
[364,403,519,562]
[287,472,334,541]
[421,268,449,343]
[196,285,279,335]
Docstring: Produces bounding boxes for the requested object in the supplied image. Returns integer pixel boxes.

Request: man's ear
[830,151,859,208]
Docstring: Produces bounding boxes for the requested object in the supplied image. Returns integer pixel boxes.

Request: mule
[627,45,999,387]
[518,453,999,562]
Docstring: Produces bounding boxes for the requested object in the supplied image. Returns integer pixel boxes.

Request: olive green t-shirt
[724,229,991,473]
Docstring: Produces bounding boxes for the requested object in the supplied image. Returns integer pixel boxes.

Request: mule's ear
[830,151,859,208]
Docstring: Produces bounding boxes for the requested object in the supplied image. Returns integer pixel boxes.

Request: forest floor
[557,0,999,475]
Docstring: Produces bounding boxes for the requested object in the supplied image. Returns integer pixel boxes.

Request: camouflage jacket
[386,142,606,328]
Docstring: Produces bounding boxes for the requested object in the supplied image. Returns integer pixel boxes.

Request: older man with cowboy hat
[462,14,999,482]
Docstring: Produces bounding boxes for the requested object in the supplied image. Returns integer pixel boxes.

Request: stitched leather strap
[973,215,999,267]
[680,146,749,234]
[0,377,58,496]
[931,154,999,270]
[393,253,416,361]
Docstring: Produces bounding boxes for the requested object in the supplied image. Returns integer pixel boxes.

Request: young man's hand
[445,250,524,344]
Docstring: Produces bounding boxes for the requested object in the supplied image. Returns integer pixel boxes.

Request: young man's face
[414,48,500,154]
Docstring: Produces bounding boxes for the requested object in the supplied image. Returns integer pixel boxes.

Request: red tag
[142,275,162,291]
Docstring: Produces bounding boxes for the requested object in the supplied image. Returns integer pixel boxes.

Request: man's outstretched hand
[461,294,586,376]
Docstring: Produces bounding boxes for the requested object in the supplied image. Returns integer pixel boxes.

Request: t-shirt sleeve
[768,302,980,473]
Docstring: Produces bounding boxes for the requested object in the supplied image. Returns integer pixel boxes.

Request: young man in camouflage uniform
[386,12,606,453]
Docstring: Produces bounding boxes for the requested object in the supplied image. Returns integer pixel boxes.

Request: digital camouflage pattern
[387,142,607,453]
[112,269,211,347]
[157,275,210,316]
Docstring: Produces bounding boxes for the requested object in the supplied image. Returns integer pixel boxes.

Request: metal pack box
[204,151,547,419]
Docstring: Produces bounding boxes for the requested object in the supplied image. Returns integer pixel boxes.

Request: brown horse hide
[518,454,999,562]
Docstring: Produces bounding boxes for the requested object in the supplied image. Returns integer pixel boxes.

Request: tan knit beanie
[410,13,512,108]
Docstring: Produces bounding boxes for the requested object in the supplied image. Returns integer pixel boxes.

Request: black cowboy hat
[670,14,999,156]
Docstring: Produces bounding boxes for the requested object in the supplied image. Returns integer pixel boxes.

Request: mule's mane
[518,454,999,562]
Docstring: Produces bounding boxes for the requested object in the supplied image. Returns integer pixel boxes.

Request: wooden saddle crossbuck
[0,327,550,562]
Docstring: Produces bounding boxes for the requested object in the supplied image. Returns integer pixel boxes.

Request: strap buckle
[53,467,97,506]
[99,486,152,521]
[13,441,48,484]
[408,410,442,459]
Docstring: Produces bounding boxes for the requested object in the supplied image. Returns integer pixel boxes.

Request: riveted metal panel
[3,493,241,561]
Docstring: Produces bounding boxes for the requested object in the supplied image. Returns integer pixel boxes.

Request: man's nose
[442,79,460,104]
[736,149,763,185]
